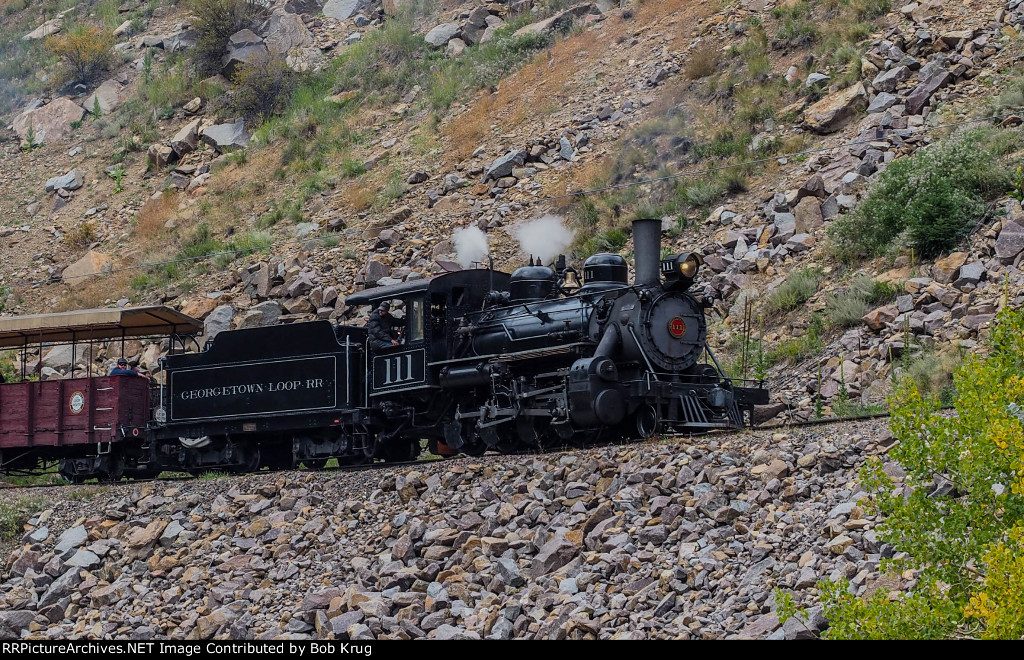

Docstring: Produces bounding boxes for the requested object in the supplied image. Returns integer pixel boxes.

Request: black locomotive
[145,218,769,473]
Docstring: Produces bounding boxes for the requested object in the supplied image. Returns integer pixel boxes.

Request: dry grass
[449,91,497,161]
[338,181,376,211]
[55,271,134,312]
[685,43,719,80]
[62,221,98,249]
[134,193,179,241]
[440,0,717,169]
[540,154,614,204]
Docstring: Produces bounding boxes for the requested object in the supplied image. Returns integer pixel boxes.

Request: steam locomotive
[2,219,768,481]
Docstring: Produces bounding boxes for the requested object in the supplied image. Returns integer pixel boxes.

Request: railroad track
[0,411,901,490]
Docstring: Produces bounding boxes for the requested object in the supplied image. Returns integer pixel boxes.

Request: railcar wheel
[461,440,487,456]
[58,461,83,484]
[635,405,660,439]
[302,459,329,470]
[231,447,261,474]
[101,453,126,483]
[385,439,420,463]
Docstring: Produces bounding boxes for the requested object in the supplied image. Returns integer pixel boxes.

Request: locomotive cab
[345,269,512,399]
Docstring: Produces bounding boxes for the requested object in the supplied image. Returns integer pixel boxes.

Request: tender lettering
[180,383,265,401]
[179,379,332,401]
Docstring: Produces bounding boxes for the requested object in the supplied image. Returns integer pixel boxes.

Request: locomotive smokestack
[632,218,662,287]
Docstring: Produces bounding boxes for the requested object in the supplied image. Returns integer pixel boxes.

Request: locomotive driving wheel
[459,421,488,456]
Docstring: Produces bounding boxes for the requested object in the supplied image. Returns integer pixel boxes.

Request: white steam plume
[452,225,489,269]
[509,215,576,265]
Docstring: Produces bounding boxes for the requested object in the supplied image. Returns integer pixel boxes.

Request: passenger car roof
[0,306,202,348]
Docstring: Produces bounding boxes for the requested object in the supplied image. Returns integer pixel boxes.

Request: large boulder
[201,120,250,153]
[164,28,197,53]
[871,65,910,93]
[265,10,313,55]
[62,251,112,288]
[793,197,823,234]
[41,344,76,370]
[995,206,1024,264]
[484,149,527,182]
[322,0,367,20]
[425,23,460,47]
[862,305,899,331]
[461,7,492,45]
[147,143,177,170]
[81,80,124,115]
[802,83,867,134]
[23,18,63,41]
[284,0,324,13]
[13,98,86,147]
[170,119,202,157]
[514,4,593,38]
[237,301,283,328]
[905,68,951,115]
[221,29,268,78]
[203,305,235,345]
[932,251,968,284]
[45,168,84,192]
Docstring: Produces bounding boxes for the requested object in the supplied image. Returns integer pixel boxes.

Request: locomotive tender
[1,219,768,481]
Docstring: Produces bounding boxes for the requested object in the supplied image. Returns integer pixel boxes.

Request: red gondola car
[0,307,201,481]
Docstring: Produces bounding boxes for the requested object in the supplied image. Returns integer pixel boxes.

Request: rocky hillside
[1,0,1024,639]
[1,0,1023,420]
[0,417,899,640]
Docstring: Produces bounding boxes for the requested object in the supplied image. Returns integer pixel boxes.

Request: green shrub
[0,495,49,541]
[829,131,1011,260]
[578,226,629,257]
[773,3,818,45]
[140,65,193,113]
[766,267,822,313]
[824,292,868,328]
[767,317,824,365]
[334,18,432,103]
[822,274,899,328]
[177,223,225,261]
[693,129,750,160]
[229,55,303,122]
[684,43,719,80]
[338,157,367,178]
[682,178,725,209]
[131,273,155,290]
[187,0,265,75]
[0,349,17,381]
[904,350,958,404]
[45,25,116,88]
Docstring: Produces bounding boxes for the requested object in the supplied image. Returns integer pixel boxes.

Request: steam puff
[509,215,576,265]
[453,226,489,269]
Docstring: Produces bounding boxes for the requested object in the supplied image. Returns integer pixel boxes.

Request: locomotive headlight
[677,253,702,279]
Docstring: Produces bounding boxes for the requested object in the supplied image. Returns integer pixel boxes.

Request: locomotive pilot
[367,301,403,348]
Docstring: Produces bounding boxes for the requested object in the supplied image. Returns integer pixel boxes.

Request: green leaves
[824,306,1024,638]
[829,129,1014,261]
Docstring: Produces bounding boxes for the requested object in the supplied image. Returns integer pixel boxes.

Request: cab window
[408,299,424,342]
